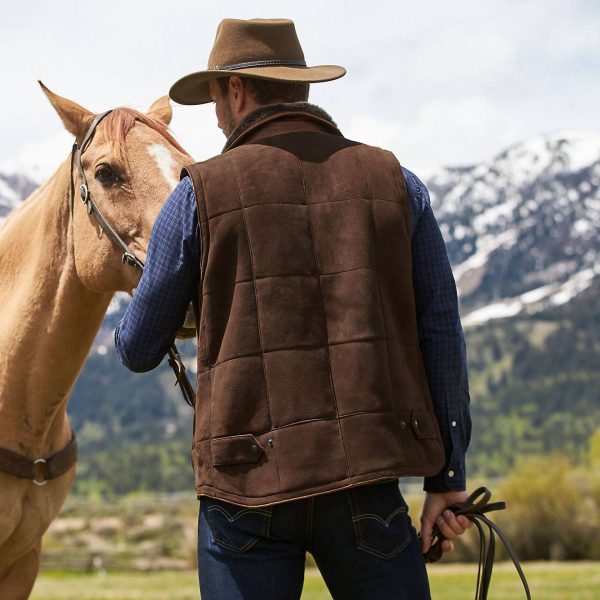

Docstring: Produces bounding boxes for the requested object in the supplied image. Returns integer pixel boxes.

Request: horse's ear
[147,96,172,126]
[38,81,94,143]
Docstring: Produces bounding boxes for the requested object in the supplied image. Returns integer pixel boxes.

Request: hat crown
[169,17,345,105]
[208,18,305,69]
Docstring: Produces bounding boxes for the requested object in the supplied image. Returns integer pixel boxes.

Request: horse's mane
[102,107,187,164]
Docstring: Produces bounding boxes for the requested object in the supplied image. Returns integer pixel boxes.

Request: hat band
[208,59,307,71]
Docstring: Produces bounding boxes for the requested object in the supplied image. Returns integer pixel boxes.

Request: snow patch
[572,219,592,235]
[107,292,129,316]
[558,131,600,171]
[453,229,517,282]
[548,268,596,306]
[472,197,519,231]
[463,268,597,327]
[462,302,522,325]
[492,131,600,186]
[0,178,21,208]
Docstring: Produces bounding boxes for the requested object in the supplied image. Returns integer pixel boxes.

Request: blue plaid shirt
[115,167,471,493]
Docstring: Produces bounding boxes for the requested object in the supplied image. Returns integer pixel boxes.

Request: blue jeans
[197,480,431,599]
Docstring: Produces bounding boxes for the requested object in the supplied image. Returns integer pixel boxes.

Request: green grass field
[31,561,600,599]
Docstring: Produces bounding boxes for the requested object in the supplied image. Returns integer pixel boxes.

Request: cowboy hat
[169,18,346,105]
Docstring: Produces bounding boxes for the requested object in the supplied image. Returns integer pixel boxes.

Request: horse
[0,82,192,599]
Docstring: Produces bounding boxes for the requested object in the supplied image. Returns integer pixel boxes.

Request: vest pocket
[348,481,412,559]
[204,496,272,553]
[212,434,265,466]
[409,409,438,440]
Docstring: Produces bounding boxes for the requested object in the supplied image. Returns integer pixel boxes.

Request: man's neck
[223,101,339,152]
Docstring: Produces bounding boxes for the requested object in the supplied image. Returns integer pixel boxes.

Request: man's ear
[38,81,94,144]
[147,96,172,126]
[228,76,246,114]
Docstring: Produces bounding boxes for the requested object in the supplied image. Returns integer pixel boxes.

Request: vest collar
[222,102,342,152]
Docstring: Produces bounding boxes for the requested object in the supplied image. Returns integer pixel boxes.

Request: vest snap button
[250,444,259,453]
[413,419,419,428]
[400,420,406,428]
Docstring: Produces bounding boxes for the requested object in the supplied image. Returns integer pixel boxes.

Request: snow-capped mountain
[425,131,600,325]
[0,172,39,219]
[2,130,599,328]
[3,130,598,491]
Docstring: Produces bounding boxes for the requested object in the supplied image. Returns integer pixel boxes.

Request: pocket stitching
[206,500,272,553]
[349,489,412,560]
[207,504,271,523]
[351,506,408,528]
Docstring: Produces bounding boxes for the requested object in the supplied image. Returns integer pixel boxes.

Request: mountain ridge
[2,129,598,492]
[425,130,599,324]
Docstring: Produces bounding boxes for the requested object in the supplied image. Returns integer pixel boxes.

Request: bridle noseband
[69,110,195,407]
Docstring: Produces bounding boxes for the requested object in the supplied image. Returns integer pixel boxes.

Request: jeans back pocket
[203,497,272,553]
[348,480,413,560]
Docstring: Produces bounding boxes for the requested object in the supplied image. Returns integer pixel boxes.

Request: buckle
[79,184,89,204]
[122,252,142,270]
[32,458,49,486]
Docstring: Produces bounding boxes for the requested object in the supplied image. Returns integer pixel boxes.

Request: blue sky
[1,0,598,179]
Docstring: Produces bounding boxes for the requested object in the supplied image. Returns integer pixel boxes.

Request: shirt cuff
[423,452,466,492]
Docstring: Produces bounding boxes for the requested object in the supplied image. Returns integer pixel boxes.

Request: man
[115,18,473,600]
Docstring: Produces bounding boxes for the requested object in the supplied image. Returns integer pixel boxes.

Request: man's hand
[419,490,473,555]
[176,303,197,339]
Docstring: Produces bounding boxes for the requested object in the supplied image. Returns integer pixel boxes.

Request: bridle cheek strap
[72,111,144,270]
[70,111,195,408]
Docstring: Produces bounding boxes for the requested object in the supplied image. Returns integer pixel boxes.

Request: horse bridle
[0,110,197,486]
[69,109,195,407]
[72,110,145,269]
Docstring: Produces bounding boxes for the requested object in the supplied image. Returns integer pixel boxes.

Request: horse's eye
[95,164,120,185]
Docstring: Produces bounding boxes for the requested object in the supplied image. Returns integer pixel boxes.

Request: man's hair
[217,76,310,104]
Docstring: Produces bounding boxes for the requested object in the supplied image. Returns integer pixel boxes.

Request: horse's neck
[0,159,112,456]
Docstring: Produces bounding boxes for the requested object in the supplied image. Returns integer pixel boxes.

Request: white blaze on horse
[0,83,191,598]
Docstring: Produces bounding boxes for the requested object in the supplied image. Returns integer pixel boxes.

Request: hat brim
[169,65,346,105]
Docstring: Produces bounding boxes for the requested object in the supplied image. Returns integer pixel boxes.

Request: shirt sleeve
[114,176,200,373]
[402,167,472,493]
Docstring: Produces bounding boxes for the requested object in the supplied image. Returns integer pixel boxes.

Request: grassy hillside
[465,277,600,476]
[67,277,600,496]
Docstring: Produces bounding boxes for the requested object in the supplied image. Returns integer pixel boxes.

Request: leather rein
[423,486,531,600]
[0,110,194,487]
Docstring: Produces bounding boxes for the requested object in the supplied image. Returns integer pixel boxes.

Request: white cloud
[169,107,227,165]
[346,96,520,172]
[403,29,516,84]
[0,105,227,183]
[0,130,72,182]
[0,0,598,178]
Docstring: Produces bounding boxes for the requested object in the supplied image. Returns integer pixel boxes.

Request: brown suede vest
[182,105,445,506]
